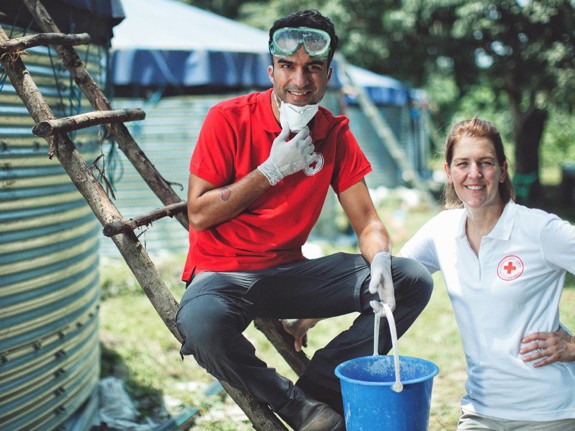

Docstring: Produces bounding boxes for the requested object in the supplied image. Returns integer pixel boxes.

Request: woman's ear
[444,162,453,183]
[500,160,509,183]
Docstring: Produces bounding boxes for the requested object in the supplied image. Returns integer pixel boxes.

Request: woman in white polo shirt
[400,118,575,430]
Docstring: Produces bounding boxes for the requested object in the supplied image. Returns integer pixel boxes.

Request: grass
[98,186,575,430]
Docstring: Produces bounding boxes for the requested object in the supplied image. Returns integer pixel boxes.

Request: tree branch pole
[102,201,187,237]
[20,0,189,230]
[222,382,288,431]
[32,108,146,137]
[255,318,309,377]
[0,31,90,52]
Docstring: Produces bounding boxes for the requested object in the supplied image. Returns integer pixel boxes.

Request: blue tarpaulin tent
[111,0,272,94]
[343,64,412,107]
[0,0,124,45]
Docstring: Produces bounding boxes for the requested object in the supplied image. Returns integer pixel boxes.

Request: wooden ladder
[0,1,308,429]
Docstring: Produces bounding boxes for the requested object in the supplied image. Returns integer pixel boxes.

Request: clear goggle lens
[270,26,331,58]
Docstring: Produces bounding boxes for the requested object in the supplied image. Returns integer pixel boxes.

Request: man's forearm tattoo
[221,187,232,201]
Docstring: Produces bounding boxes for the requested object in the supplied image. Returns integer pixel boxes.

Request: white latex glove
[368,251,395,311]
[257,116,316,186]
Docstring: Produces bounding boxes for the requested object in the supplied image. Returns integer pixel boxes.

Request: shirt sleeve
[400,215,442,274]
[189,106,236,187]
[540,215,575,274]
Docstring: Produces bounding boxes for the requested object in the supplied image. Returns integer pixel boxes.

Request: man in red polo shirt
[177,9,433,431]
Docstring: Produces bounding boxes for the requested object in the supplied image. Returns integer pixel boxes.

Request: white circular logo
[497,255,524,281]
[304,152,324,176]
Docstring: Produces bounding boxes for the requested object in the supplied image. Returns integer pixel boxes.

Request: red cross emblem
[497,255,524,281]
[503,261,516,274]
[304,152,324,176]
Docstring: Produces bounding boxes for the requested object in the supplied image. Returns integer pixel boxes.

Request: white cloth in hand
[368,251,395,311]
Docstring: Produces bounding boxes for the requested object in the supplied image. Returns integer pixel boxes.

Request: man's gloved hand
[258,116,316,186]
[368,251,395,311]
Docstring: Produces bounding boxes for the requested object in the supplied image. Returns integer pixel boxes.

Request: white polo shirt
[401,201,575,421]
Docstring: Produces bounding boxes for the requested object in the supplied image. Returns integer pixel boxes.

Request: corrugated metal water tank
[0,27,106,430]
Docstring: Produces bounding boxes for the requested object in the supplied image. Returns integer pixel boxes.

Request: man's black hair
[268,9,339,66]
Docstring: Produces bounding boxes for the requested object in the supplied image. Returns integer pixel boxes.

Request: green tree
[342,0,575,204]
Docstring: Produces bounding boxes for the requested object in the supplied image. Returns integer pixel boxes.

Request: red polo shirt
[182,88,371,280]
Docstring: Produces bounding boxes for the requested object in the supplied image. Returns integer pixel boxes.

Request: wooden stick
[0,32,90,53]
[102,201,187,237]
[32,109,146,137]
[255,318,309,376]
[222,382,288,430]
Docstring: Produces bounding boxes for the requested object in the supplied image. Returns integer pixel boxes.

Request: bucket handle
[371,301,403,393]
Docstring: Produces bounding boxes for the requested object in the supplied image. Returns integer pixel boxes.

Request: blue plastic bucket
[335,355,439,431]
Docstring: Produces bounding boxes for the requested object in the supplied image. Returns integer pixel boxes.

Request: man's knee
[177,296,228,356]
[393,257,433,301]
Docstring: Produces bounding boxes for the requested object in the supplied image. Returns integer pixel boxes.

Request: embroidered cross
[503,261,517,274]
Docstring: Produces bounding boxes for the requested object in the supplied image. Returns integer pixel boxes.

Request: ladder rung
[0,32,91,53]
[103,202,187,237]
[32,109,146,137]
[254,318,309,376]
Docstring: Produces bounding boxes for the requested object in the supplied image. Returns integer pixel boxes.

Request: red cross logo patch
[304,152,324,176]
[497,255,524,281]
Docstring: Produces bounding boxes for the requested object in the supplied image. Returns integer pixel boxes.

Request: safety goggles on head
[270,26,331,59]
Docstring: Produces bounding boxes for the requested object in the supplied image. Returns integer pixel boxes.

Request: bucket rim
[335,354,439,386]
